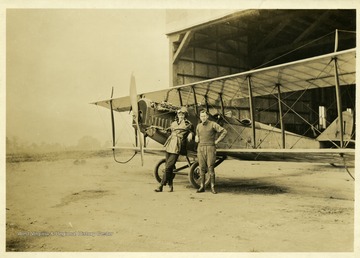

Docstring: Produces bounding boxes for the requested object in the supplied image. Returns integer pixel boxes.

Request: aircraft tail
[316,111,354,143]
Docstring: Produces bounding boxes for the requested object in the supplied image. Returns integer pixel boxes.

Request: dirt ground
[5,150,356,254]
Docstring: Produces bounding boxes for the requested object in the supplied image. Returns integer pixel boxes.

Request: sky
[6,9,169,146]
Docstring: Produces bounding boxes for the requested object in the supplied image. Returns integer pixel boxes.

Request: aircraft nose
[138,98,151,126]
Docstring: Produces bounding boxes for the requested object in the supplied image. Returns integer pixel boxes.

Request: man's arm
[213,123,227,145]
[185,120,194,142]
[195,125,200,143]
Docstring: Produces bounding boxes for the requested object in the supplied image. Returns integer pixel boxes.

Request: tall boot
[168,174,174,192]
[168,184,173,192]
[154,185,163,192]
[155,171,167,192]
[196,174,205,193]
[210,174,217,194]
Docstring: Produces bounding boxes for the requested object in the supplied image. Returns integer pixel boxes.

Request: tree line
[6,135,109,154]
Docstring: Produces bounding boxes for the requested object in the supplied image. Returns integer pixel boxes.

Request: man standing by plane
[195,110,227,194]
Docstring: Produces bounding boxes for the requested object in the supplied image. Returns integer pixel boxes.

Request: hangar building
[165,9,356,136]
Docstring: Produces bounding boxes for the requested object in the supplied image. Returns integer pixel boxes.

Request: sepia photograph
[2,1,359,257]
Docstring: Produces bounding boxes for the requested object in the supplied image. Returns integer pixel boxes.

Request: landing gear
[153,158,175,183]
[188,157,227,188]
[330,155,355,180]
[153,156,227,188]
[188,161,210,189]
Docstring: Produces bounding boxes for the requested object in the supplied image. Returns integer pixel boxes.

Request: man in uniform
[195,110,227,194]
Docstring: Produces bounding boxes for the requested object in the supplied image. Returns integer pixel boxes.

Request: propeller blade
[129,73,144,166]
[129,74,138,118]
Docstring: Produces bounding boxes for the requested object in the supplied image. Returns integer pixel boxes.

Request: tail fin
[316,111,354,142]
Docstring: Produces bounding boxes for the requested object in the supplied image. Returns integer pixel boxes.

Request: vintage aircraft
[93,47,356,188]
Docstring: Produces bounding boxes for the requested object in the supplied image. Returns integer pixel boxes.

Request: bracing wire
[95,104,113,142]
[95,102,139,163]
[253,31,335,70]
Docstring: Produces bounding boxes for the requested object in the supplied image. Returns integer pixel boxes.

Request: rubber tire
[188,161,211,189]
[153,158,176,183]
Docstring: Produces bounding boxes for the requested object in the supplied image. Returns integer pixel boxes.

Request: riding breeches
[197,145,216,176]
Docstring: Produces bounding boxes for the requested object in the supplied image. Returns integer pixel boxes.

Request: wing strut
[276,83,285,149]
[191,86,198,115]
[110,88,116,149]
[177,88,183,106]
[333,57,344,148]
[204,95,209,113]
[219,93,225,115]
[334,29,338,52]
[247,76,256,148]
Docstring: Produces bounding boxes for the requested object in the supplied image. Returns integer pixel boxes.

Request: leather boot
[210,174,217,194]
[154,185,163,192]
[155,171,167,192]
[196,174,205,193]
[168,173,174,192]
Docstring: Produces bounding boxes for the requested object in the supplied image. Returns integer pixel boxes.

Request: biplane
[93,47,356,188]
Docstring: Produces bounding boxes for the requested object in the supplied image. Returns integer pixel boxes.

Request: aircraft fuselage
[135,98,320,152]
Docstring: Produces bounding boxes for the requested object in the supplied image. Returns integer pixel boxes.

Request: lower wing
[110,146,354,164]
[216,148,355,164]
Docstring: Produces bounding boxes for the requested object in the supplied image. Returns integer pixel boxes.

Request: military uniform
[196,120,227,193]
[163,119,192,155]
[157,116,193,191]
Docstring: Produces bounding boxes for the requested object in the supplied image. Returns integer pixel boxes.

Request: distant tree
[30,142,39,152]
[7,135,69,154]
[76,136,101,150]
[6,136,22,153]
[102,140,112,148]
[51,143,64,152]
[6,137,12,153]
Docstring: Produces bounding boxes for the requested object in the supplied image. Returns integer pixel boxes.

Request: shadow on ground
[186,178,287,195]
[218,179,287,195]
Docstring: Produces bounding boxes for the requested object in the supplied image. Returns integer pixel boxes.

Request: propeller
[129,73,144,166]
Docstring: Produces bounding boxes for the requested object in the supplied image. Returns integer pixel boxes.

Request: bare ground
[5,150,355,253]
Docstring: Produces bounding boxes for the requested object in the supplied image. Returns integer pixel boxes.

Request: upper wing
[92,48,355,111]
[92,95,132,112]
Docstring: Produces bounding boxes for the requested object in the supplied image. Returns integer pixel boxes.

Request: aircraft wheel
[153,158,176,183]
[188,161,210,189]
[153,158,166,183]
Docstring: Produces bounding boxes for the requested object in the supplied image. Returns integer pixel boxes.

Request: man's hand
[187,133,193,142]
[195,135,199,143]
